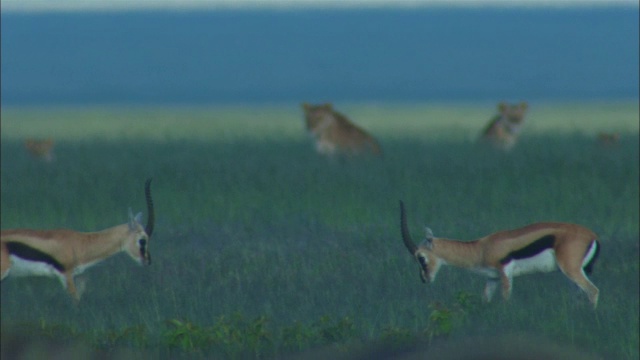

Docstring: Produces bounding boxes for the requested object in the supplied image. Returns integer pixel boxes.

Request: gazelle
[1,179,155,302]
[399,201,601,309]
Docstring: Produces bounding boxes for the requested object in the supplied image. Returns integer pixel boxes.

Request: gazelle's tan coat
[1,180,155,301]
[400,201,600,308]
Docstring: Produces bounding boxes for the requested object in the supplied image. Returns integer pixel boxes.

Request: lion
[302,103,382,157]
[479,102,528,151]
[24,138,55,162]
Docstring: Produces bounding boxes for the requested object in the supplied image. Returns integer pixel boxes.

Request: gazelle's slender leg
[65,273,81,302]
[558,265,599,309]
[556,241,600,309]
[499,266,513,301]
[483,279,499,303]
[76,276,87,300]
[1,247,10,281]
[574,271,599,308]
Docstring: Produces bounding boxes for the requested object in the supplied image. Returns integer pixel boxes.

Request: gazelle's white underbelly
[505,249,558,277]
[9,255,65,284]
[473,250,560,280]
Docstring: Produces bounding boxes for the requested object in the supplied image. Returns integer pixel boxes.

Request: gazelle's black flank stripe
[6,242,65,272]
[583,240,600,275]
[499,235,556,265]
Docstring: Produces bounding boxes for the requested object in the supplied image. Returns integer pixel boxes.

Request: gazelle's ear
[128,208,142,229]
[128,208,135,230]
[425,238,434,250]
[424,227,434,250]
[425,227,434,240]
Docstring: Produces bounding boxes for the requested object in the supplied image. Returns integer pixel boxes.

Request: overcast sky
[2,0,638,12]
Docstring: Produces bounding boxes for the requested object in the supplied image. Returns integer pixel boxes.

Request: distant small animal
[1,180,155,302]
[399,201,601,309]
[24,138,55,162]
[479,102,528,151]
[596,132,620,147]
[302,103,382,157]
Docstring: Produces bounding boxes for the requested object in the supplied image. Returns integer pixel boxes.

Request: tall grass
[1,102,638,358]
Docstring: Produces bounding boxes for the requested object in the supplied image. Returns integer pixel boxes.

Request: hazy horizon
[2,5,637,106]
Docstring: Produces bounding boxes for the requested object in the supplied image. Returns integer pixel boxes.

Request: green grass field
[1,102,638,359]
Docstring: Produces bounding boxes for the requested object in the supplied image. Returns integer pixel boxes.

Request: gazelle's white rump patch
[582,240,598,267]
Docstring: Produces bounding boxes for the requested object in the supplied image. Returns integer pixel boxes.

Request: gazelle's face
[415,249,441,283]
[125,225,151,266]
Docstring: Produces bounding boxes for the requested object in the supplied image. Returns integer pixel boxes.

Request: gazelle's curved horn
[399,200,417,255]
[144,179,155,237]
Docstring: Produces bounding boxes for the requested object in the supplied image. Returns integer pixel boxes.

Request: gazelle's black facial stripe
[418,256,427,267]
[137,238,151,264]
[418,256,428,272]
[417,255,429,282]
[6,241,65,272]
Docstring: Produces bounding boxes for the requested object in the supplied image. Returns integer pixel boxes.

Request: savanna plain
[1,102,638,359]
